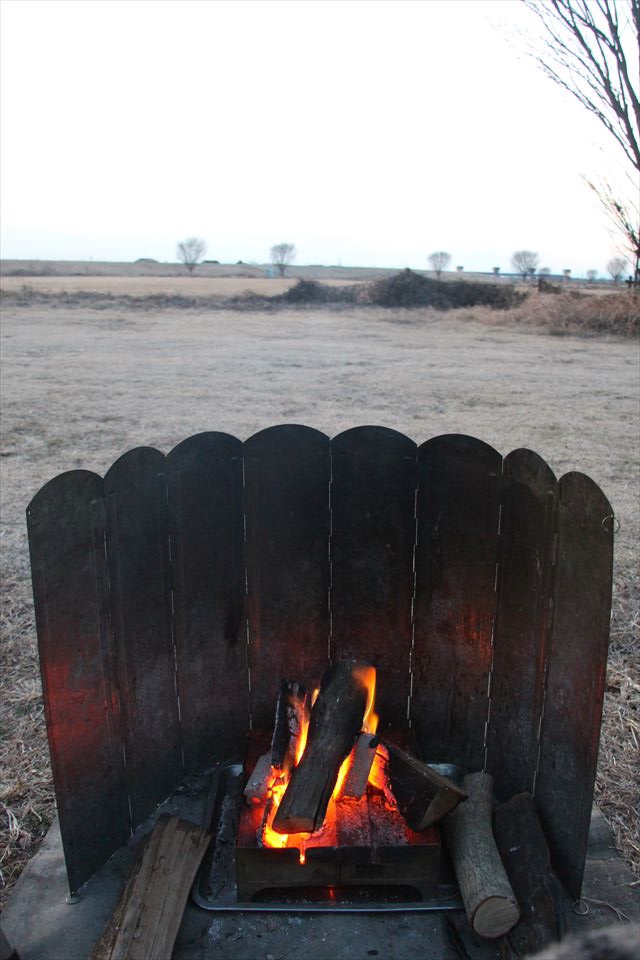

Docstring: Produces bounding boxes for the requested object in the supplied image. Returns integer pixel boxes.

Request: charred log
[270,680,309,773]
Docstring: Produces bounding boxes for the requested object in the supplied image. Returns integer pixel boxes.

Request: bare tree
[587,268,598,282]
[428,251,451,278]
[521,0,640,283]
[511,250,540,280]
[607,256,628,282]
[270,242,296,277]
[176,237,207,275]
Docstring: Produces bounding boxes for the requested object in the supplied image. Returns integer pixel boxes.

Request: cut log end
[473,895,521,940]
[443,771,520,940]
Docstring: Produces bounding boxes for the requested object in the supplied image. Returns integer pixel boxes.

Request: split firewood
[271,680,309,772]
[372,737,467,830]
[339,732,377,800]
[89,815,211,960]
[243,752,273,804]
[443,771,520,940]
[493,793,566,956]
[272,661,370,834]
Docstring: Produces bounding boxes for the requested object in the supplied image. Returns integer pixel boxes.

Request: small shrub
[279,279,358,305]
[537,277,562,294]
[368,269,524,310]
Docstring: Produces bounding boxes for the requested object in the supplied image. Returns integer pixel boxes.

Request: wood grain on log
[443,771,520,940]
[272,661,369,834]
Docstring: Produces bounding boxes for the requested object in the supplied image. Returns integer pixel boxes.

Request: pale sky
[0,0,634,275]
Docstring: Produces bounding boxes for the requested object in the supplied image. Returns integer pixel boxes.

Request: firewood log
[272,661,370,834]
[270,680,309,772]
[443,771,520,940]
[243,752,273,804]
[89,815,211,960]
[493,793,566,956]
[339,732,377,800]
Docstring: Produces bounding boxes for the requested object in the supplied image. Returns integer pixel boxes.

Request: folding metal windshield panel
[27,471,129,895]
[104,447,182,826]
[535,473,614,900]
[244,425,331,729]
[167,432,247,772]
[28,428,614,898]
[485,449,558,802]
[330,427,417,730]
[411,435,502,771]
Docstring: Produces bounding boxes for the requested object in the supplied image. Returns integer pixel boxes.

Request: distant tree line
[175,238,297,277]
[427,248,631,283]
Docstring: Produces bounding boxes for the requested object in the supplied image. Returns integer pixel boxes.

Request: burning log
[368,740,397,807]
[373,738,467,830]
[271,680,309,772]
[339,732,377,800]
[244,680,309,806]
[443,771,520,940]
[272,661,370,834]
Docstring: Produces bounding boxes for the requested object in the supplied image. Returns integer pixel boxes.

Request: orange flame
[353,664,379,736]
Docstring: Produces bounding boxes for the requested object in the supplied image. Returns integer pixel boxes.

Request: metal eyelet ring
[601,515,620,534]
[572,898,589,916]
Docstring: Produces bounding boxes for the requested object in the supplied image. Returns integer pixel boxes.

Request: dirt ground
[1,297,638,901]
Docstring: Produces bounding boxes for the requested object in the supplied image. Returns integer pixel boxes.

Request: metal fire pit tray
[192,762,464,913]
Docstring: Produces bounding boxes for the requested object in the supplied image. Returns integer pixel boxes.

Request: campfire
[236,661,467,903]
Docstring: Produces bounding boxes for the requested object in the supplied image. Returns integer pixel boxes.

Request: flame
[353,664,379,735]
[333,752,353,798]
[368,742,389,791]
[261,777,289,849]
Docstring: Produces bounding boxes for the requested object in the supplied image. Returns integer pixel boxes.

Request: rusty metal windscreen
[28,427,613,898]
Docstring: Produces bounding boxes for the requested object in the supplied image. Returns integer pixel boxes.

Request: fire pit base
[193,763,462,912]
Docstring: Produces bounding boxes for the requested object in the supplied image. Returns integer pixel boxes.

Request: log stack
[273,661,369,834]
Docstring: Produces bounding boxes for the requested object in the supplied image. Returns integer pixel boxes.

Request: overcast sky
[0,0,634,275]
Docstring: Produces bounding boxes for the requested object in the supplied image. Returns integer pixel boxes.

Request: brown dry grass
[439,291,639,338]
[0,295,638,907]
[0,275,357,298]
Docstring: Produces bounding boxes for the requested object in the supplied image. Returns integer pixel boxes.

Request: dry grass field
[0,285,638,905]
[0,275,356,298]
